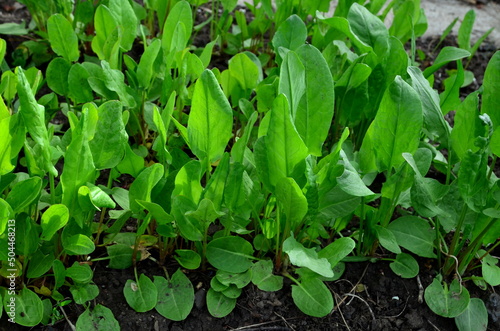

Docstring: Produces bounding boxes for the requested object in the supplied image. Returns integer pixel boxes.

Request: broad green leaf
[254,94,308,192]
[455,298,488,331]
[318,237,355,268]
[27,251,55,279]
[206,288,236,318]
[171,195,203,241]
[481,51,500,128]
[107,244,137,269]
[276,177,308,231]
[458,149,488,211]
[0,112,25,175]
[47,14,79,62]
[172,160,203,204]
[229,53,260,91]
[291,277,333,318]
[41,204,69,241]
[162,1,192,53]
[318,15,372,54]
[216,269,252,289]
[482,254,500,287]
[16,68,57,176]
[389,253,419,278]
[174,250,201,270]
[66,262,93,283]
[53,260,66,289]
[206,236,254,273]
[5,176,41,213]
[283,236,333,278]
[108,0,138,51]
[451,92,484,159]
[3,288,43,327]
[70,283,99,304]
[337,150,375,197]
[294,44,334,155]
[318,185,360,220]
[347,3,389,54]
[89,100,128,169]
[124,275,157,312]
[186,198,224,224]
[100,61,136,108]
[203,153,230,211]
[0,199,12,235]
[129,163,164,213]
[423,47,471,78]
[272,14,307,52]
[359,76,422,172]
[68,63,93,104]
[251,260,283,292]
[137,39,161,88]
[78,184,116,210]
[231,112,257,164]
[154,270,194,321]
[387,216,436,258]
[220,0,238,11]
[425,278,470,318]
[440,62,464,115]
[46,57,71,96]
[91,5,118,62]
[458,10,475,51]
[375,225,401,254]
[188,69,233,165]
[63,234,95,255]
[116,144,144,177]
[76,304,120,331]
[279,51,305,120]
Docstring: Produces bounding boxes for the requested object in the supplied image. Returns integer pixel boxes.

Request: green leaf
[206,288,236,318]
[124,274,157,312]
[116,144,144,177]
[203,153,230,211]
[251,260,283,292]
[67,262,93,283]
[458,149,488,211]
[108,0,138,51]
[318,237,355,268]
[3,288,43,327]
[171,195,203,241]
[91,5,119,63]
[283,236,333,278]
[70,283,99,304]
[457,10,475,51]
[278,50,305,119]
[0,112,25,176]
[41,204,69,241]
[137,39,161,88]
[451,92,484,160]
[46,57,71,96]
[129,163,164,213]
[63,234,95,255]
[107,244,136,269]
[359,76,422,172]
[154,270,194,321]
[188,69,232,165]
[76,304,120,331]
[387,216,436,258]
[254,94,308,192]
[481,51,500,129]
[272,14,307,52]
[375,225,401,254]
[174,250,201,270]
[482,254,500,287]
[294,44,334,155]
[68,63,93,104]
[276,177,308,231]
[423,47,471,78]
[347,3,389,54]
[337,150,375,197]
[455,298,488,331]
[16,67,57,176]
[229,53,260,91]
[5,176,42,213]
[291,277,333,317]
[440,62,464,115]
[47,14,79,62]
[162,0,192,53]
[425,278,470,318]
[172,160,203,204]
[89,100,128,169]
[389,253,419,278]
[27,251,55,279]
[206,236,254,273]
[100,61,137,108]
[216,269,252,289]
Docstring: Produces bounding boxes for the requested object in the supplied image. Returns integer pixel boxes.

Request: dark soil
[1,1,499,331]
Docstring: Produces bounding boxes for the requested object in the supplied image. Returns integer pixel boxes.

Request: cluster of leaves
[0,0,499,330]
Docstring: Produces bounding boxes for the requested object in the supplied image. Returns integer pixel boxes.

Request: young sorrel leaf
[162,0,192,54]
[154,270,194,321]
[251,260,283,292]
[458,149,488,212]
[47,14,79,62]
[318,237,355,268]
[137,39,161,89]
[100,61,137,108]
[389,253,419,278]
[216,270,252,289]
[63,234,95,255]
[46,57,71,96]
[203,153,229,211]
[40,204,69,241]
[172,160,203,204]
[375,225,401,254]
[425,278,470,318]
[206,288,236,318]
[283,236,333,278]
[440,61,464,115]
[482,253,500,287]
[107,244,137,269]
[89,100,128,170]
[108,0,138,52]
[291,277,333,318]
[294,44,334,156]
[5,176,41,213]
[254,94,308,192]
[455,298,488,331]
[129,163,164,213]
[206,236,254,273]
[359,76,422,173]
[116,144,144,177]
[26,251,55,279]
[347,3,389,54]
[16,68,57,176]
[188,69,233,166]
[481,51,500,128]
[387,216,436,258]
[5,288,43,327]
[68,63,93,104]
[272,14,307,53]
[337,150,375,197]
[171,195,203,242]
[76,304,120,331]
[124,275,157,313]
[422,47,470,78]
[407,66,450,146]
[458,10,475,51]
[78,184,116,210]
[91,5,120,67]
[0,111,24,175]
[186,198,225,224]
[70,283,99,304]
[67,262,93,283]
[228,53,260,91]
[451,92,484,160]
[174,250,201,270]
[276,177,308,231]
[278,50,305,120]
